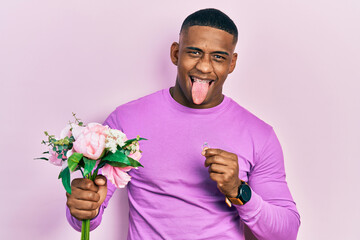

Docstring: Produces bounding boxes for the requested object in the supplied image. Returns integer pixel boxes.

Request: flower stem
[81,219,90,240]
[79,168,85,178]
[80,171,96,240]
[79,169,99,239]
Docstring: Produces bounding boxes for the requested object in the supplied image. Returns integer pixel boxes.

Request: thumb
[94,175,107,186]
[202,147,209,156]
[95,175,107,205]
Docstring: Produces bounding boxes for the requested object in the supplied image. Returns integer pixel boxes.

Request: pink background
[1,1,359,239]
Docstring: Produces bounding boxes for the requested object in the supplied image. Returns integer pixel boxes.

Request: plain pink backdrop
[1,1,359,239]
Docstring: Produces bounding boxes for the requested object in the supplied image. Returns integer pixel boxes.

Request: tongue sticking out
[192,80,210,105]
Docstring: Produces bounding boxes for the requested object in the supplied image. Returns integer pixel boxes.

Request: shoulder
[117,89,163,112]
[111,89,164,116]
[226,96,273,137]
[104,89,164,129]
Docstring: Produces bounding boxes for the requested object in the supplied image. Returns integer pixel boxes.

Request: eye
[213,55,226,61]
[188,51,201,56]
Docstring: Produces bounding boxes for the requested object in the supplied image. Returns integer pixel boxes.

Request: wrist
[225,180,252,207]
[228,179,242,198]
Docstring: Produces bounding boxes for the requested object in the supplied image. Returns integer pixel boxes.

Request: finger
[97,184,108,205]
[209,172,223,183]
[67,198,100,211]
[204,155,231,167]
[209,171,237,185]
[70,188,101,202]
[71,178,99,192]
[202,148,236,159]
[69,208,99,220]
[208,163,228,174]
[94,175,107,186]
[201,147,209,155]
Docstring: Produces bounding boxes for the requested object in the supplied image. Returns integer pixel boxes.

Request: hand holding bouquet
[37,113,146,240]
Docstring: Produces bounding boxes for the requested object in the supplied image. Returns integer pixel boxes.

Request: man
[66,9,300,239]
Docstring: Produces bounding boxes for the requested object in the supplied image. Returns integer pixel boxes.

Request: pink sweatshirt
[67,88,300,239]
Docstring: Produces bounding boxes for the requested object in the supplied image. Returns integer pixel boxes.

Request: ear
[228,52,238,74]
[170,42,179,66]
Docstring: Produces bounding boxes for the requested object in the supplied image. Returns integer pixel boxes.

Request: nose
[195,54,213,74]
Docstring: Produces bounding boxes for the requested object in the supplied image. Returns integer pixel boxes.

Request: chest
[124,114,254,186]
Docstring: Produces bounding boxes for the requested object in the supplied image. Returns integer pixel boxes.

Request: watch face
[240,184,251,202]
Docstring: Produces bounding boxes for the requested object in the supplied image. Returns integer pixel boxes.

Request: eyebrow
[186,47,229,56]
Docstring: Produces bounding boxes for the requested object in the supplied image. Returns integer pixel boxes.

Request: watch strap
[225,180,249,207]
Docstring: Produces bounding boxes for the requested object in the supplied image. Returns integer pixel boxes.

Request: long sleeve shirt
[67,88,300,239]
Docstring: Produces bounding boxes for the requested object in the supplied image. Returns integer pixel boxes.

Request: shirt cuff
[66,204,105,232]
[234,189,263,223]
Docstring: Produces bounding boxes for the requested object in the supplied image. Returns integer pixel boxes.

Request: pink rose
[48,148,63,166]
[73,123,108,160]
[71,125,85,140]
[102,164,131,188]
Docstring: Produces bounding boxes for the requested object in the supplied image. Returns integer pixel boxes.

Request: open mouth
[190,76,214,86]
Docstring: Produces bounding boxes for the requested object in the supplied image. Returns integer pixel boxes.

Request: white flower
[105,139,117,153]
[66,149,73,159]
[105,129,127,153]
[128,142,138,153]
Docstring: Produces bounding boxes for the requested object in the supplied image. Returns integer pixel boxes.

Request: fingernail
[202,142,210,150]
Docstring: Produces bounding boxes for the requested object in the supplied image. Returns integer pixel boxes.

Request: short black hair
[180,8,238,44]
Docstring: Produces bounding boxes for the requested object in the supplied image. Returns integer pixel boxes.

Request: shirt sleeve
[65,109,120,231]
[235,128,301,240]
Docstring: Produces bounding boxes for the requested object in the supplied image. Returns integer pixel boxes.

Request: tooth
[193,78,211,84]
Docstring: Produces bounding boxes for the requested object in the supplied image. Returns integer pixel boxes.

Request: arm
[236,129,300,239]
[204,129,300,240]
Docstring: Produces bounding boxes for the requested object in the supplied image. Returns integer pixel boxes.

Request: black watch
[225,180,252,207]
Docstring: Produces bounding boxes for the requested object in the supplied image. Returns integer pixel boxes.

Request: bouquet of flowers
[37,113,146,240]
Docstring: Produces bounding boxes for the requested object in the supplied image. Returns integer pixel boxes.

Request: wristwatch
[225,180,252,207]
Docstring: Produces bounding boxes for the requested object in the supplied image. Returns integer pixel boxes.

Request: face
[170,25,238,109]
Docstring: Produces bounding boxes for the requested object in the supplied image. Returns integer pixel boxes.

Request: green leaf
[42,151,49,154]
[57,154,63,159]
[128,157,144,168]
[83,157,97,176]
[103,150,129,164]
[34,157,48,161]
[104,161,131,168]
[68,152,83,172]
[96,160,107,170]
[60,167,71,194]
[103,158,143,168]
[125,137,147,143]
[101,150,143,168]
[122,137,147,149]
[76,158,85,169]
[58,145,64,151]
[122,139,137,148]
